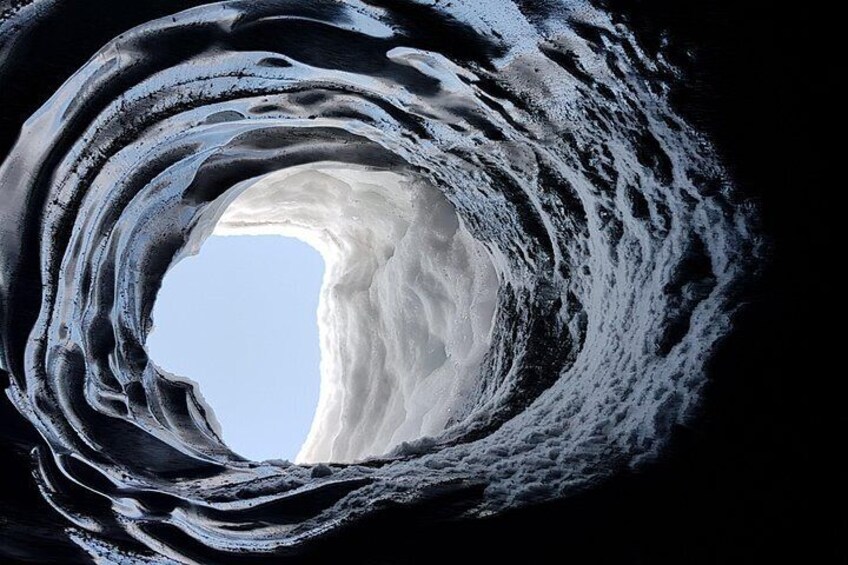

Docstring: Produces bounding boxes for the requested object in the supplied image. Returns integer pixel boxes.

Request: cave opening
[146,233,325,462]
[145,163,499,465]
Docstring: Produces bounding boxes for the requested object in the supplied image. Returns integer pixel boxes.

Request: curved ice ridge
[0,0,760,561]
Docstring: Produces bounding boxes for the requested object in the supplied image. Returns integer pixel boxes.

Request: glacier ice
[0,0,761,561]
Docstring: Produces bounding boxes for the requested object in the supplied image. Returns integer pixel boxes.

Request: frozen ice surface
[0,0,761,561]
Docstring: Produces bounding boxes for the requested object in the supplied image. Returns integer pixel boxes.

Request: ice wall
[0,1,761,561]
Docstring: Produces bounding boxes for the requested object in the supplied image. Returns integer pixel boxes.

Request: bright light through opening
[146,234,324,462]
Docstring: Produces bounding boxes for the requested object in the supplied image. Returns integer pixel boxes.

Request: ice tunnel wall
[0,0,760,562]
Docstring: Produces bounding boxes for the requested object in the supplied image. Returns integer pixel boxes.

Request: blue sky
[146,235,324,462]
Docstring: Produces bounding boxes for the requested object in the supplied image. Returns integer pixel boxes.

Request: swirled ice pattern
[0,0,759,561]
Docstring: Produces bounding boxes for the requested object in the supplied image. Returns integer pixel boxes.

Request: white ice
[214,163,500,463]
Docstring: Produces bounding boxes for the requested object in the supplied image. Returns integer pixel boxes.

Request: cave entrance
[146,234,324,462]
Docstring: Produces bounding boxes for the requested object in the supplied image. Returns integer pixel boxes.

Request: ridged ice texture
[0,0,760,562]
